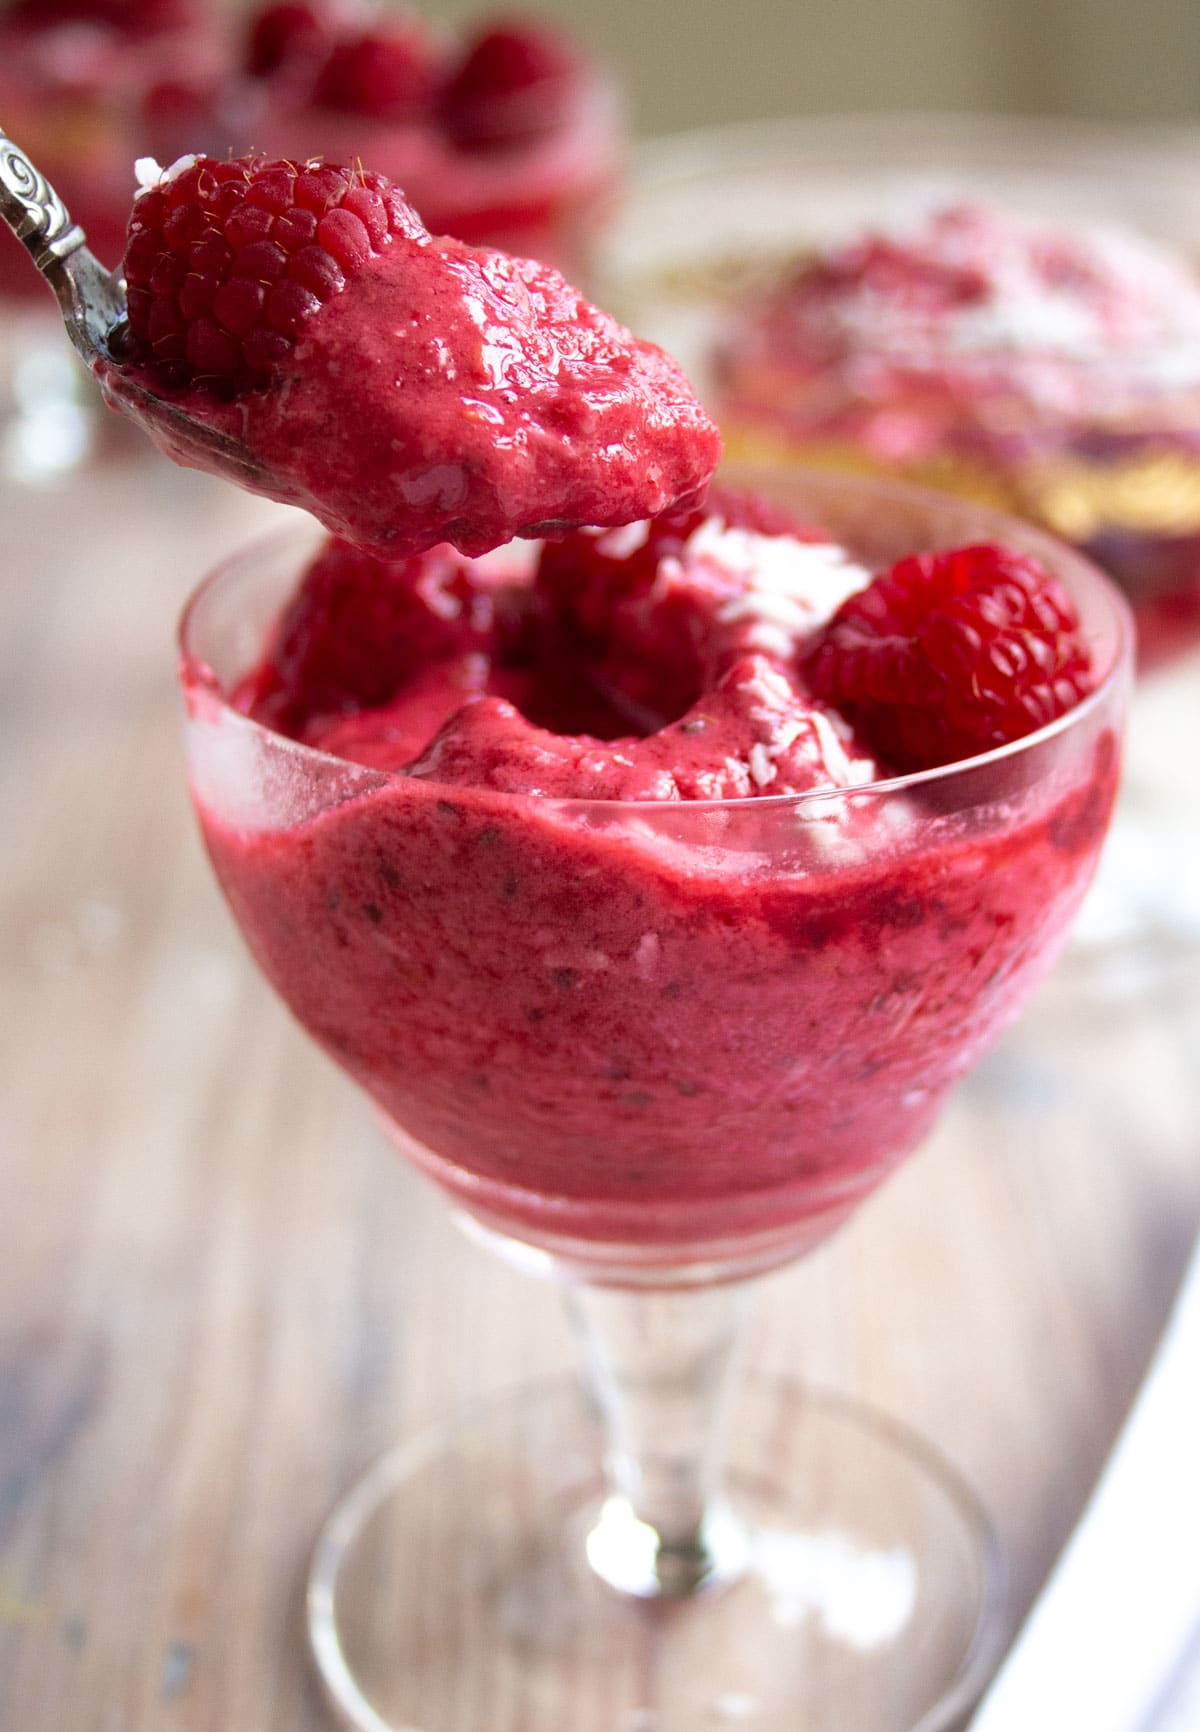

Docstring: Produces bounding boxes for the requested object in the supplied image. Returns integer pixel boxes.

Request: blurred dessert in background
[0,0,619,285]
[235,2,622,281]
[0,0,230,293]
[0,0,230,477]
[714,201,1200,665]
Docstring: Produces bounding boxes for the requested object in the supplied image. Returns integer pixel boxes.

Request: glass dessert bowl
[179,465,1131,1732]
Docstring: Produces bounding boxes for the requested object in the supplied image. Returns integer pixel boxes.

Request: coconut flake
[689,520,870,655]
[133,157,164,196]
[134,154,198,198]
[748,742,777,788]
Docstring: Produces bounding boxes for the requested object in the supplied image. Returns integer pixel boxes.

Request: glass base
[308,1378,1005,1732]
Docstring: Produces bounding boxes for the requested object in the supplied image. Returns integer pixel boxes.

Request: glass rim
[178,469,1135,818]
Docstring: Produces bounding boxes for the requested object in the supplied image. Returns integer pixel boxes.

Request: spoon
[0,126,268,486]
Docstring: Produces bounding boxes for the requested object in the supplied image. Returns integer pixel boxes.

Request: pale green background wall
[423,0,1200,134]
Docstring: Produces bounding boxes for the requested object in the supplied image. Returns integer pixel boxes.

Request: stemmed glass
[179,467,1132,1732]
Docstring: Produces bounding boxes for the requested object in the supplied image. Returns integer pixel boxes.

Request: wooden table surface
[1,447,1198,1731]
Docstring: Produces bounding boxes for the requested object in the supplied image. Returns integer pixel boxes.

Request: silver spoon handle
[0,128,87,271]
[0,126,128,361]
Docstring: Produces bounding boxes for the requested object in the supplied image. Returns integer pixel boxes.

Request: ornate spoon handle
[0,125,127,362]
[0,127,87,271]
[0,125,269,478]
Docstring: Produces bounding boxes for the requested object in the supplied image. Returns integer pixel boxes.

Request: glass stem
[563,1277,761,1599]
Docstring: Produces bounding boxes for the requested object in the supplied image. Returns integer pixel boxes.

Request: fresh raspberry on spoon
[122,155,424,392]
[806,542,1095,770]
[106,152,721,559]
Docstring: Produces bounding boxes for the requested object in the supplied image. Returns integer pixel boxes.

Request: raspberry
[311,23,439,120]
[245,2,334,79]
[238,538,514,737]
[440,18,580,150]
[121,154,426,395]
[806,543,1096,771]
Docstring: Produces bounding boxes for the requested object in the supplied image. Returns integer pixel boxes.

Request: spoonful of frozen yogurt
[0,133,721,557]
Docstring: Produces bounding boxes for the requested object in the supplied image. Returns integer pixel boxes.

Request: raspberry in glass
[806,542,1095,770]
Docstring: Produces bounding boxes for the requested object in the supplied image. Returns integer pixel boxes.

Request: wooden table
[1,449,1198,1730]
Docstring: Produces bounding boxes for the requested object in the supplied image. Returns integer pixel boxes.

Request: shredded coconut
[748,742,776,788]
[689,520,871,655]
[808,708,857,785]
[134,154,196,198]
[133,157,164,196]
